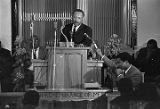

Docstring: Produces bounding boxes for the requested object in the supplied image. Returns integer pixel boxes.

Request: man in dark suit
[110,78,135,109]
[0,41,14,92]
[135,39,160,83]
[115,52,142,88]
[24,35,47,60]
[96,49,143,89]
[60,9,92,47]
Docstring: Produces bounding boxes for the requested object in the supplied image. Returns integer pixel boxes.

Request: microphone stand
[84,33,98,49]
[84,33,99,60]
[70,31,74,47]
[52,21,57,89]
[84,33,100,87]
[30,15,35,59]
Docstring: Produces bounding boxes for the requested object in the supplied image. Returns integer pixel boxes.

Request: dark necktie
[33,49,37,59]
[73,26,76,35]
[72,26,76,42]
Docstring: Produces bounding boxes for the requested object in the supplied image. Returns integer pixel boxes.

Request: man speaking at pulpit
[60,9,93,47]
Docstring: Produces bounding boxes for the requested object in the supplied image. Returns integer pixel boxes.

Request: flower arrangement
[103,34,122,89]
[104,34,121,58]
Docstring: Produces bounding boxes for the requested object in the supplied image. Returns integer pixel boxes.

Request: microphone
[30,22,33,38]
[70,31,74,43]
[54,21,57,30]
[84,33,98,49]
[30,14,35,38]
[30,15,34,30]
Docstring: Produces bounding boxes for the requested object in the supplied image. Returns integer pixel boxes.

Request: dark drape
[88,0,124,49]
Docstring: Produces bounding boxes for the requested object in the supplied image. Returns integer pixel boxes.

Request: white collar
[125,65,132,74]
[34,47,39,51]
[72,24,81,32]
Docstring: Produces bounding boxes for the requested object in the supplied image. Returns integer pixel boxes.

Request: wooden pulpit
[47,47,89,89]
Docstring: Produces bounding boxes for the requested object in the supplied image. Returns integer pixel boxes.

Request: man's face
[115,58,127,70]
[72,12,84,26]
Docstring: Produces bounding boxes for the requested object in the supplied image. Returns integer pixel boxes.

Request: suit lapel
[75,24,84,34]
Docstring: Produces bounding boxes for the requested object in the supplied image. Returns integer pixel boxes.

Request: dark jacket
[60,23,92,46]
[0,48,13,79]
[135,47,160,81]
[124,65,142,87]
[28,46,48,60]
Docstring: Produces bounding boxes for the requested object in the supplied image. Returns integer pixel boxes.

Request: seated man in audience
[0,41,14,92]
[23,35,47,60]
[22,90,40,109]
[135,39,160,83]
[96,49,143,89]
[31,35,47,60]
[21,35,47,71]
[111,78,135,109]
[134,83,160,109]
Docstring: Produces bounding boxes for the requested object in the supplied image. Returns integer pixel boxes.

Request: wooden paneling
[32,59,48,86]
[47,47,88,89]
[32,58,104,89]
[85,60,103,84]
[54,52,83,88]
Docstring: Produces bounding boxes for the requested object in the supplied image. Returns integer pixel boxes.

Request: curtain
[87,0,132,50]
[18,0,133,48]
[19,0,76,46]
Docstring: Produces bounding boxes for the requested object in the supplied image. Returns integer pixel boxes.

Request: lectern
[47,47,89,89]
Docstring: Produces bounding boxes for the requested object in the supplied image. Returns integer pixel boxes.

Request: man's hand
[96,48,103,57]
[76,44,84,47]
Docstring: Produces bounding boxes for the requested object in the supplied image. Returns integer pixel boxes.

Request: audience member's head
[147,39,158,49]
[30,35,39,49]
[117,78,134,96]
[23,59,32,69]
[115,52,133,70]
[116,52,133,64]
[22,90,40,107]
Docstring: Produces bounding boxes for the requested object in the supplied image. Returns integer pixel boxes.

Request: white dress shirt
[72,24,81,32]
